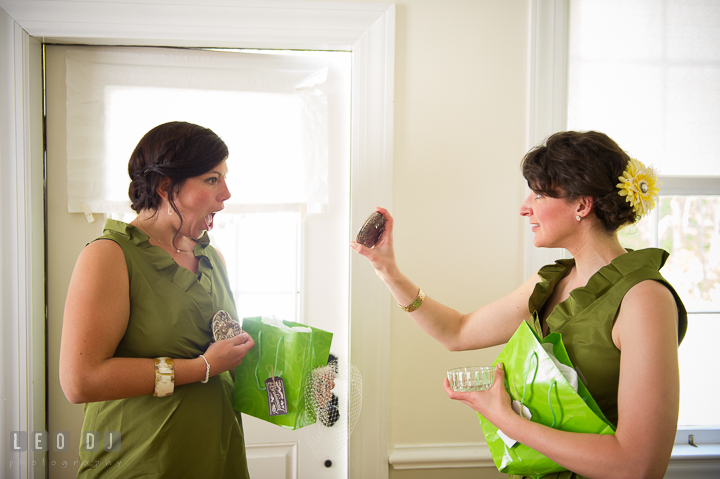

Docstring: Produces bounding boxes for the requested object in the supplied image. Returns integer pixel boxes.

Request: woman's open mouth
[205,212,216,231]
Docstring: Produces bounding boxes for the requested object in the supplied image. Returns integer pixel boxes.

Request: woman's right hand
[203,332,255,376]
[349,207,423,311]
[349,207,399,281]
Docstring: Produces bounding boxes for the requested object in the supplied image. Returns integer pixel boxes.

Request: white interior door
[237,51,352,479]
[45,45,351,479]
[5,3,393,478]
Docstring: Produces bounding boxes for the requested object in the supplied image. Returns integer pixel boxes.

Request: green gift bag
[478,320,615,478]
[233,316,333,430]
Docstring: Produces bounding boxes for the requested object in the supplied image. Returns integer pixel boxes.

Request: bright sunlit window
[64,46,351,324]
[209,212,301,321]
[618,195,720,427]
[568,0,720,430]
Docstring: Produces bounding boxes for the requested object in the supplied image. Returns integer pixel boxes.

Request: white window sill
[671,443,720,460]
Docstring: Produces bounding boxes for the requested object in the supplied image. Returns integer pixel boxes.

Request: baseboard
[388,443,495,470]
[388,442,720,477]
[665,459,720,479]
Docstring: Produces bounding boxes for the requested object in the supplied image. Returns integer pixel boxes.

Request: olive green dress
[77,220,249,479]
[509,248,687,479]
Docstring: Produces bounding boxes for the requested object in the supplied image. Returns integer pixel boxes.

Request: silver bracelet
[199,354,210,384]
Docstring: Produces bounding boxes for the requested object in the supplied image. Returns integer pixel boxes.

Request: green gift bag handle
[253,329,318,391]
[254,332,286,391]
[512,350,561,428]
[512,351,539,419]
[547,380,559,428]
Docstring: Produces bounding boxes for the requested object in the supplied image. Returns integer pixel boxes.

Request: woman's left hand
[443,363,514,427]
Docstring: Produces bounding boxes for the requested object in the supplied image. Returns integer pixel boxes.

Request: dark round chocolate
[356,211,385,248]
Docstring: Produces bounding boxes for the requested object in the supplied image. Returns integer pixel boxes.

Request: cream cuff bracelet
[400,288,425,313]
[153,357,175,397]
[199,354,210,384]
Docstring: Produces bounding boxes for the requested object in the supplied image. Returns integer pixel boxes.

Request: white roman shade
[567,0,720,176]
[65,46,332,214]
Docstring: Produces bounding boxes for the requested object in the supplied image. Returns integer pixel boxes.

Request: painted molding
[666,459,720,479]
[525,0,570,277]
[389,443,720,476]
[347,7,394,479]
[527,0,569,146]
[388,443,494,470]
[657,176,720,196]
[0,0,392,50]
[0,11,45,479]
[0,2,394,478]
[246,442,298,478]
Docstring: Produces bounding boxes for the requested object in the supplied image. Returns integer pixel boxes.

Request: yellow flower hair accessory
[616,157,660,218]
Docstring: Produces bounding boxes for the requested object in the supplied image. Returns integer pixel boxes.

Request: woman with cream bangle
[60,121,254,478]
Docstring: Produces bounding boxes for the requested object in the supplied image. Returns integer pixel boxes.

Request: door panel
[247,443,298,479]
[46,44,351,479]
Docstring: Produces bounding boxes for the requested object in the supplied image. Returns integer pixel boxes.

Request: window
[64,46,351,324]
[567,0,720,439]
[210,213,301,321]
[65,47,334,215]
[617,190,720,427]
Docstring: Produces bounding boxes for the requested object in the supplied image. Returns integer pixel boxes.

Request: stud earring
[576,215,582,222]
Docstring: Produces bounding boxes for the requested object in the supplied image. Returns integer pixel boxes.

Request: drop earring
[168,206,173,216]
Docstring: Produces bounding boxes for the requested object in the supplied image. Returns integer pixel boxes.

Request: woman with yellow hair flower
[351,131,687,479]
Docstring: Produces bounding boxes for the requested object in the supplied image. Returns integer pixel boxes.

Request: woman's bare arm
[446,279,680,479]
[59,239,254,404]
[378,268,540,351]
[351,207,539,350]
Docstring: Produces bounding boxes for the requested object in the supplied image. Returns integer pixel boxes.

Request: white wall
[385,1,529,477]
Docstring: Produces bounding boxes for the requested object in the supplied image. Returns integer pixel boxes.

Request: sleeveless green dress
[77,220,249,479]
[509,248,687,479]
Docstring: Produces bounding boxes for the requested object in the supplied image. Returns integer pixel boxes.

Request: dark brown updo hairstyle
[521,131,636,232]
[128,121,228,217]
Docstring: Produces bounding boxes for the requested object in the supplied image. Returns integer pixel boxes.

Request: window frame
[529,0,720,464]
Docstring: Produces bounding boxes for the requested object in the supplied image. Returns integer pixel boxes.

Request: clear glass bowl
[447,366,495,392]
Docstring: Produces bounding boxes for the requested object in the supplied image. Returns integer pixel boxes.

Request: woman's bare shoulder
[614,279,678,350]
[69,238,128,291]
[78,238,125,264]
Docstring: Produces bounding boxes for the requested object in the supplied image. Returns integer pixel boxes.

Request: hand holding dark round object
[356,211,385,248]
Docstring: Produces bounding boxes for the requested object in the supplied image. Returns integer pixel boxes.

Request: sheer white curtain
[65,46,331,215]
[567,0,720,176]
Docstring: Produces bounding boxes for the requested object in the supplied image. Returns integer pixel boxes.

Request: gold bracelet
[400,288,425,313]
[153,357,175,397]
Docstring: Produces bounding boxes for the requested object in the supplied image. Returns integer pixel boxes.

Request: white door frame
[525,0,570,277]
[0,9,45,479]
[0,2,395,478]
